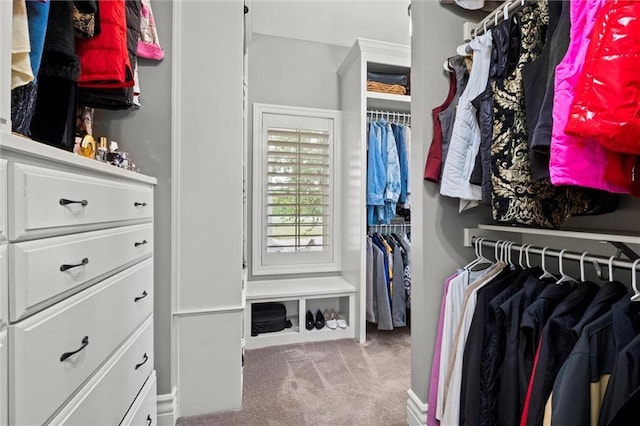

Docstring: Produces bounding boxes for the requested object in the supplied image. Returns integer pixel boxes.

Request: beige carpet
[177,324,411,426]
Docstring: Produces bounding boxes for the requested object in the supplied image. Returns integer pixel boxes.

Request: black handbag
[251,302,292,336]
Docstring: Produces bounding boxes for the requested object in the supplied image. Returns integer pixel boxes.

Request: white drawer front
[10,224,153,321]
[51,317,154,426]
[10,259,153,426]
[0,244,6,327]
[0,159,6,243]
[0,331,7,426]
[122,370,157,426]
[10,163,153,241]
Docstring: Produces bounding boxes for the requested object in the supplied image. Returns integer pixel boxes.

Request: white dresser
[1,134,157,425]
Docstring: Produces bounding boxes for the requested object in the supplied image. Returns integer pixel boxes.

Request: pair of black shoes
[305,310,325,330]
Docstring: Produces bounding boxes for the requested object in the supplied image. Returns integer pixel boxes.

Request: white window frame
[252,103,342,276]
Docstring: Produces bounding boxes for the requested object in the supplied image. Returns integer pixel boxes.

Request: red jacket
[76,0,133,88]
[565,0,640,155]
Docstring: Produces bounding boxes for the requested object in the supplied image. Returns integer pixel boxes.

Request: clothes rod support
[608,241,640,261]
[471,237,640,272]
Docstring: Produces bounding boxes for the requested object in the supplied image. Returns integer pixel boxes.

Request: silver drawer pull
[135,240,148,247]
[146,414,152,426]
[135,353,149,370]
[60,336,89,362]
[59,198,88,207]
[134,202,148,207]
[134,291,148,302]
[60,257,89,272]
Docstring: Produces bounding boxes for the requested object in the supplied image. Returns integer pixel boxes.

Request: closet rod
[366,109,411,125]
[473,0,530,37]
[471,237,639,271]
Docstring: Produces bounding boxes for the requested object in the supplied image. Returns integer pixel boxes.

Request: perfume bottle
[78,135,96,159]
[96,137,108,162]
[107,141,121,166]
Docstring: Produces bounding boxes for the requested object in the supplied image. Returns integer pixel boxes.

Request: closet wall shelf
[366,92,411,113]
[465,224,640,259]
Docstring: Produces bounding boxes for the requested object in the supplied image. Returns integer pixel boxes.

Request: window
[253,104,341,275]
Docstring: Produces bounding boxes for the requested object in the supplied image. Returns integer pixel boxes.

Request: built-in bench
[244,277,356,349]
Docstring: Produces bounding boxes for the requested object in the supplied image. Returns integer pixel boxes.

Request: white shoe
[324,309,338,329]
[334,310,348,329]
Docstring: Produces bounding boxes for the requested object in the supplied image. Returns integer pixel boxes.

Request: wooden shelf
[476,224,640,245]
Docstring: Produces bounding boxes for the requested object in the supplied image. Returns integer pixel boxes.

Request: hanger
[608,255,615,281]
[539,247,556,279]
[465,238,492,271]
[631,259,640,302]
[556,249,575,284]
[525,244,533,268]
[503,1,510,21]
[580,252,589,282]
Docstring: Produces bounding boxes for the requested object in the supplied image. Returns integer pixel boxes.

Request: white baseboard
[157,387,178,426]
[406,388,428,426]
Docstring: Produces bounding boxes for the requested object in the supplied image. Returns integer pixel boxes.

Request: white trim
[157,387,178,426]
[170,0,183,413]
[406,389,428,426]
[251,103,342,277]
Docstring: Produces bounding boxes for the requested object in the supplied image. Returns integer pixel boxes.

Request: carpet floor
[177,324,411,426]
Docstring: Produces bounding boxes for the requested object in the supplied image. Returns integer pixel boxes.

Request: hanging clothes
[438,56,470,183]
[29,0,81,152]
[547,291,636,425]
[367,119,410,225]
[522,0,569,180]
[366,229,411,331]
[440,31,492,209]
[468,16,512,206]
[424,67,457,183]
[547,0,627,193]
[565,0,640,156]
[490,2,618,229]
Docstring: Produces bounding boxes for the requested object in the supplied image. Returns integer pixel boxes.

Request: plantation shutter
[266,127,330,253]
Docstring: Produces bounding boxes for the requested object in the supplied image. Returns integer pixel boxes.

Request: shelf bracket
[607,241,640,261]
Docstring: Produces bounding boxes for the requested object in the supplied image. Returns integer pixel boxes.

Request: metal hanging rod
[368,223,411,234]
[471,237,639,271]
[473,0,530,37]
[366,110,411,125]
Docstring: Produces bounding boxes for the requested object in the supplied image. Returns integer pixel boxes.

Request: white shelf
[366,91,411,113]
[246,277,356,301]
[476,224,640,245]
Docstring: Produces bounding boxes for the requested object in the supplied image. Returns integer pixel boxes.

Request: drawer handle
[60,257,89,272]
[135,240,148,247]
[134,290,148,302]
[146,414,152,425]
[60,336,89,362]
[135,353,149,370]
[134,202,148,207]
[59,198,88,207]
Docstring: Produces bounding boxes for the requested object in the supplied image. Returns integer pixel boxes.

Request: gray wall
[247,33,349,280]
[410,1,490,405]
[92,0,172,396]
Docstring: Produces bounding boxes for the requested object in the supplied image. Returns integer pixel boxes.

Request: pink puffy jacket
[549,0,627,193]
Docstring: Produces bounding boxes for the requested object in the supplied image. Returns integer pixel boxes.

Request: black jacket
[551,297,640,426]
[522,281,599,426]
[497,272,546,426]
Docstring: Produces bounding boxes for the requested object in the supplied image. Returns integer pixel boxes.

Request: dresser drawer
[122,370,157,426]
[9,259,153,426]
[0,159,6,243]
[10,224,153,321]
[49,317,154,426]
[10,163,153,241]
